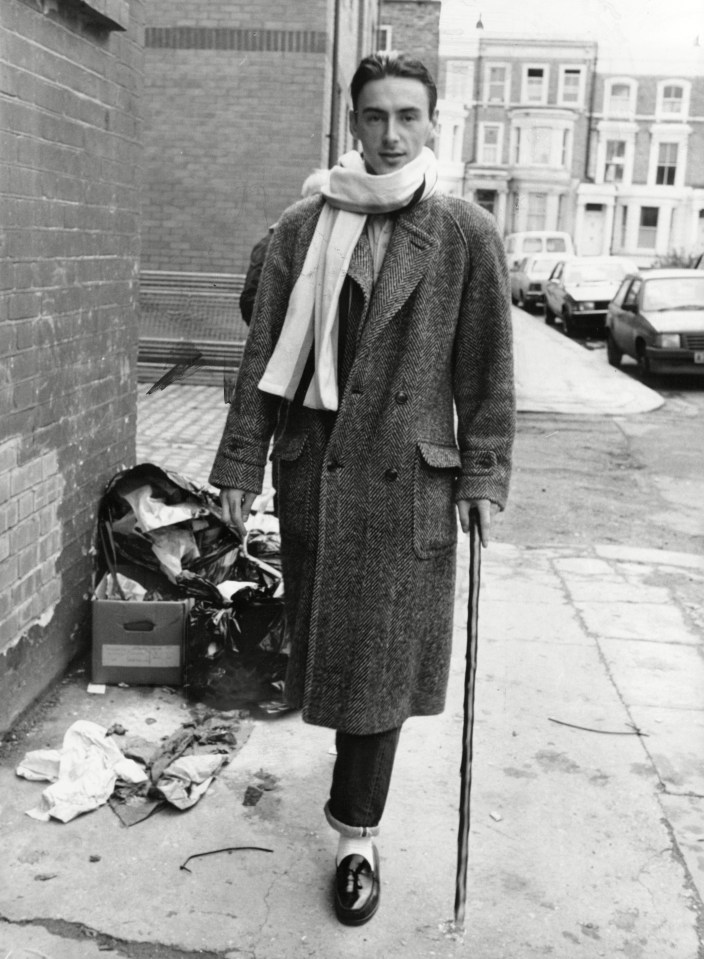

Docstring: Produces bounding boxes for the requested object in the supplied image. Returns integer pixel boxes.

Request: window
[560,67,583,106]
[561,129,570,167]
[660,84,684,116]
[623,278,642,308]
[606,81,635,117]
[523,66,547,104]
[529,127,552,165]
[656,143,678,185]
[452,124,462,162]
[486,65,508,104]
[446,61,471,101]
[638,207,659,248]
[377,25,392,51]
[480,124,501,164]
[476,190,497,216]
[527,193,547,230]
[604,140,626,182]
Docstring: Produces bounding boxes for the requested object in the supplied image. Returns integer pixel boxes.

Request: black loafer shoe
[333,845,380,926]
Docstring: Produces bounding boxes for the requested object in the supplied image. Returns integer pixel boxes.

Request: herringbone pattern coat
[210,193,515,734]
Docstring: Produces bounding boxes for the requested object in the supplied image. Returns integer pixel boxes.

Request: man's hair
[350,51,437,116]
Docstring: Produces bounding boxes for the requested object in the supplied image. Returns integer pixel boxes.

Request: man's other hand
[220,488,258,541]
[457,498,498,548]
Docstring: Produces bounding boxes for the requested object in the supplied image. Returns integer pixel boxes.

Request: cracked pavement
[1,311,703,957]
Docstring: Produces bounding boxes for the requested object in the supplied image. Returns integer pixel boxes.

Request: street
[0,308,703,959]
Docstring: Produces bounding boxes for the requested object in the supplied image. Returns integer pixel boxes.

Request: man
[209,52,515,926]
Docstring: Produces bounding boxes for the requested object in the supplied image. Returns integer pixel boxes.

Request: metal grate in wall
[145,26,327,53]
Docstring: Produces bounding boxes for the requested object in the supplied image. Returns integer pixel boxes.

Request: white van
[504,231,575,270]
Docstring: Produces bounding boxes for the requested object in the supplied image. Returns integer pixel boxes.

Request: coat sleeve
[208,217,298,492]
[452,206,516,510]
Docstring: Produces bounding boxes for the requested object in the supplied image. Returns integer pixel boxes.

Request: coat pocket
[413,441,462,559]
[272,432,313,544]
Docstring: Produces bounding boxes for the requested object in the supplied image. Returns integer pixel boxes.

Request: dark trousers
[325,726,401,837]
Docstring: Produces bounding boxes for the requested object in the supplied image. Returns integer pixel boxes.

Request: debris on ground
[16,711,244,826]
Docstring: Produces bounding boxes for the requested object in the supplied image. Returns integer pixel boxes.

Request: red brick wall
[0,0,143,732]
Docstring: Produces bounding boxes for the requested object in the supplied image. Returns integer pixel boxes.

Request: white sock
[336,835,374,866]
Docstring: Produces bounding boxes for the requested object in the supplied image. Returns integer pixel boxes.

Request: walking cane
[454,507,482,930]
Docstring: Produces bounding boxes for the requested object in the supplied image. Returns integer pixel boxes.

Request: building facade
[439,37,704,263]
[377,0,441,81]
[141,0,380,275]
[0,0,144,732]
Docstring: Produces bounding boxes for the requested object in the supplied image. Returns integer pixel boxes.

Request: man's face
[349,76,437,175]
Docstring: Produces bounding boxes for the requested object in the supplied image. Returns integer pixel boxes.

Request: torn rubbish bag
[97,464,289,710]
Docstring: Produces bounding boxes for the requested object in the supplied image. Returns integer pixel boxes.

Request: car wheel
[606,332,622,368]
[544,303,556,326]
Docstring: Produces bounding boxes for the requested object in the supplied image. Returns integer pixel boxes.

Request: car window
[546,238,568,252]
[642,276,704,311]
[623,278,642,308]
[532,258,555,272]
[523,238,543,252]
[611,278,630,307]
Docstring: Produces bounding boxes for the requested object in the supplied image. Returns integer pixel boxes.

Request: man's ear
[349,109,359,139]
[426,108,439,146]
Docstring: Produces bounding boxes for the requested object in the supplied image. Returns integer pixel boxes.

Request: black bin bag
[97,463,288,712]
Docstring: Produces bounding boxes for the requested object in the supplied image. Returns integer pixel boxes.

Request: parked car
[605,269,704,378]
[510,254,567,311]
[544,256,639,337]
[504,231,575,271]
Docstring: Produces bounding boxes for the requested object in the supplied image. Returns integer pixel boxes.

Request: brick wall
[0,0,143,733]
[378,0,441,82]
[141,0,329,275]
[141,0,380,275]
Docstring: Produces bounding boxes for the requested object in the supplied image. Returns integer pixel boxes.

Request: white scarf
[257,147,438,411]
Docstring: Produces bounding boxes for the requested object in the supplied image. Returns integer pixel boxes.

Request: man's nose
[383,118,400,143]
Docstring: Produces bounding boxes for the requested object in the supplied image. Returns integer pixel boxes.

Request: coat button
[395,390,408,405]
[385,468,398,482]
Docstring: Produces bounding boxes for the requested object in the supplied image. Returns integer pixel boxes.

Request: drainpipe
[327,0,342,168]
[583,46,598,181]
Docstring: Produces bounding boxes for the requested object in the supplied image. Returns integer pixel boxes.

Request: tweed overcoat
[209,192,515,735]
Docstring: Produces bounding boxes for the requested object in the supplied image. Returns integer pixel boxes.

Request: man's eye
[402,114,417,123]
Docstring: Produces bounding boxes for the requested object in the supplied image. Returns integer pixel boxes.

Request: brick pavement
[136,382,274,504]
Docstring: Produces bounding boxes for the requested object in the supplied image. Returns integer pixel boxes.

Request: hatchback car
[510,254,566,311]
[544,256,639,337]
[605,269,704,378]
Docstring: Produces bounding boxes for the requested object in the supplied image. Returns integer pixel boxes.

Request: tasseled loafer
[333,845,380,926]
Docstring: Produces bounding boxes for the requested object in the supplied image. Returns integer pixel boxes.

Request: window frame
[656,79,690,120]
[484,62,510,106]
[522,64,549,105]
[638,206,659,249]
[377,24,392,51]
[478,122,504,165]
[604,78,637,118]
[558,65,585,107]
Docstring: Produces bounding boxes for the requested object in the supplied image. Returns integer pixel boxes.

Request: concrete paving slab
[659,793,704,918]
[564,580,672,603]
[595,545,704,571]
[626,705,704,795]
[577,600,699,644]
[599,639,704,710]
[512,310,664,416]
[471,600,592,644]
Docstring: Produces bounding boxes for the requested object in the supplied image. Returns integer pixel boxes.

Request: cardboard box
[92,575,192,685]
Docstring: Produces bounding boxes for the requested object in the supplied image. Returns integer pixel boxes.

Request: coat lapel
[360,203,439,353]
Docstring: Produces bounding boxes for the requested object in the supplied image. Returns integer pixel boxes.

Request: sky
[440,0,704,70]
